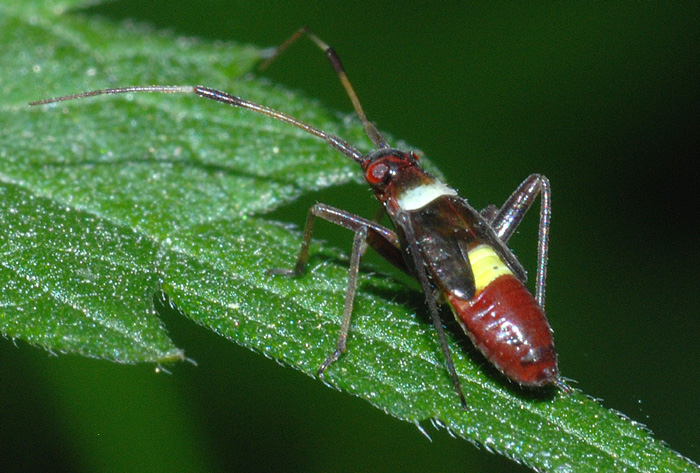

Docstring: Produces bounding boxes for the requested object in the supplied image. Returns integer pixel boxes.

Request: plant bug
[30,27,571,406]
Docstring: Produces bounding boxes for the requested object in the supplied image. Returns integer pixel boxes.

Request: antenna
[30,85,364,163]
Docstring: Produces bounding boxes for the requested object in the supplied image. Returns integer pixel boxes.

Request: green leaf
[1,1,697,472]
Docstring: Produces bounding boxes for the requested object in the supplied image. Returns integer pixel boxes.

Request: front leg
[270,203,404,376]
[317,226,368,375]
[487,174,551,309]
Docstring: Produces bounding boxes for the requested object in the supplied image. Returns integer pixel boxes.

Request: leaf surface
[0,2,697,472]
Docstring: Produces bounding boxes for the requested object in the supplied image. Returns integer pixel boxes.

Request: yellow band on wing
[468,244,513,293]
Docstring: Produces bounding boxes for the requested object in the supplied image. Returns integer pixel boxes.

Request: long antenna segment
[30,85,364,163]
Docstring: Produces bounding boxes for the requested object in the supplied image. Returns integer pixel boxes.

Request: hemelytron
[31,27,571,406]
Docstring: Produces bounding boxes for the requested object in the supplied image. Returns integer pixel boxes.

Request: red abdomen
[447,274,558,387]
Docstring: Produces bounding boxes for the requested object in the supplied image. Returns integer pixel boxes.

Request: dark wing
[406,195,527,300]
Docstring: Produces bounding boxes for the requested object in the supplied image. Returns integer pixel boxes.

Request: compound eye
[366,161,391,185]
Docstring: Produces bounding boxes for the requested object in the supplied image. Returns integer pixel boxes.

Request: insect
[31,28,570,406]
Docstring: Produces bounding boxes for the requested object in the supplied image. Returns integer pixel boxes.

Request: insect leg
[259,27,389,149]
[396,213,468,408]
[489,174,552,309]
[318,225,368,375]
[269,203,407,376]
[269,203,404,277]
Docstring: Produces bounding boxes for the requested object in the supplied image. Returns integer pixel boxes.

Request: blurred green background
[2,1,699,472]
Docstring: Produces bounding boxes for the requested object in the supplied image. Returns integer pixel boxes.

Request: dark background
[2,2,699,472]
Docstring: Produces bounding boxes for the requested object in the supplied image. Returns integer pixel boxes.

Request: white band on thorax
[396,181,457,211]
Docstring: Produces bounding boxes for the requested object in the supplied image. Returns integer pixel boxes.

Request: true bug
[31,28,570,406]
